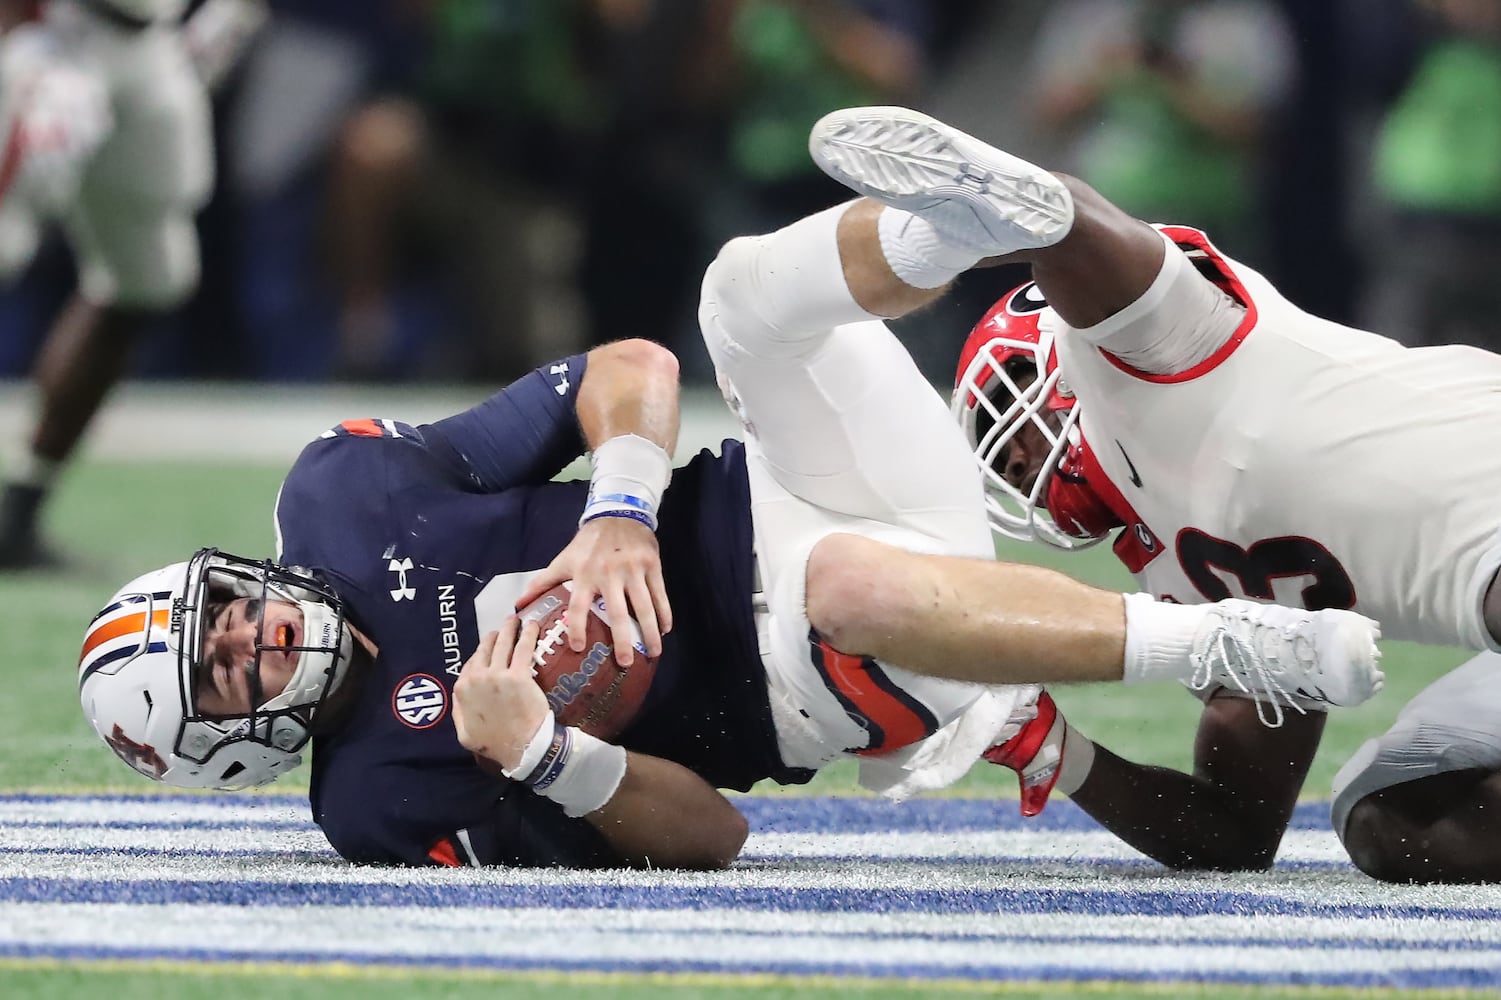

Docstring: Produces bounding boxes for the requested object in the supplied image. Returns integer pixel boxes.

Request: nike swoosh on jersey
[1116,440,1143,488]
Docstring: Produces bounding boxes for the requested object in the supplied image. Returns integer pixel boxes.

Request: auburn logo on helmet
[104,724,168,779]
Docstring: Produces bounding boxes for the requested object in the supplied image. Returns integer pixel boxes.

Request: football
[516,582,657,740]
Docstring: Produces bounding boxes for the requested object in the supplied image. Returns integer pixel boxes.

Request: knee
[87,234,201,311]
[1341,796,1425,883]
[805,533,892,654]
[700,235,764,317]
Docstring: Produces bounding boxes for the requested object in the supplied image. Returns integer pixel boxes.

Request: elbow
[692,804,750,871]
[593,338,679,382]
[711,807,752,869]
[642,802,748,872]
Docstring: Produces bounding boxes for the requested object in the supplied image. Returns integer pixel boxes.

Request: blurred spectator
[627,0,964,375]
[1027,0,1296,259]
[0,0,265,568]
[1356,0,1501,352]
[221,0,431,381]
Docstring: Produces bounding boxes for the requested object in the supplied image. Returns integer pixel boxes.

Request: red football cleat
[983,690,1063,817]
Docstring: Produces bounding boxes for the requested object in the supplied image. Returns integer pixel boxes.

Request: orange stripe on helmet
[815,641,935,756]
[341,418,383,438]
[80,608,170,664]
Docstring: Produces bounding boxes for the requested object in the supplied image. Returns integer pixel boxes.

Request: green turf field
[3,458,1469,798]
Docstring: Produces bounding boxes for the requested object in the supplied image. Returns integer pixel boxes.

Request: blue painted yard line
[0,944,1496,990]
[0,846,1358,876]
[2,876,1495,921]
[0,844,1358,874]
[0,796,1335,833]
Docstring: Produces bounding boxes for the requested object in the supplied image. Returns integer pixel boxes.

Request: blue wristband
[580,507,656,530]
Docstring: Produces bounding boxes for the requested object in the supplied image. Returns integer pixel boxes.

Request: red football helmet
[951,281,1104,549]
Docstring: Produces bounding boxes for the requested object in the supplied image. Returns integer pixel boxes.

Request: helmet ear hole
[219,761,246,782]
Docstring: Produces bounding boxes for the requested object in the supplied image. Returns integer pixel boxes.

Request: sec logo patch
[392,673,448,729]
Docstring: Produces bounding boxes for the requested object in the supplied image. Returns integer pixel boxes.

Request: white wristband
[500,710,556,781]
[500,710,628,818]
[580,434,672,532]
[547,728,629,818]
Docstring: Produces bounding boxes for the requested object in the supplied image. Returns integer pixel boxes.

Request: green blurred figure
[1361,0,1501,351]
[1028,0,1295,259]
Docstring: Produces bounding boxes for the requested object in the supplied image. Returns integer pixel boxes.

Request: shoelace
[1187,625,1310,729]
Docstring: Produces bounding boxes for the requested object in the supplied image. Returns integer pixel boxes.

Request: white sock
[1121,592,1209,685]
[1053,719,1095,796]
[877,207,983,289]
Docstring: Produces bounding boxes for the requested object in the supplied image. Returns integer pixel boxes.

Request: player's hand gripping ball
[517,582,657,740]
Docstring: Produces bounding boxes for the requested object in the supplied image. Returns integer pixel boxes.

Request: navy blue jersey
[276,356,812,868]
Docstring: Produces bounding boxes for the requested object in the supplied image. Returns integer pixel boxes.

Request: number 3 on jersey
[1176,529,1357,610]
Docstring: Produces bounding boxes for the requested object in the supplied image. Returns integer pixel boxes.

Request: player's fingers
[507,618,540,675]
[488,614,522,668]
[603,583,637,667]
[625,577,661,659]
[647,565,672,639]
[465,629,500,676]
[516,561,571,611]
[566,584,597,654]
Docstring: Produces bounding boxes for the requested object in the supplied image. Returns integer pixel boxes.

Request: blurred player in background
[0,0,267,568]
[808,104,1501,883]
[75,189,1379,869]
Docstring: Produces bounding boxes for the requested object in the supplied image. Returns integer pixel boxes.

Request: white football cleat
[808,105,1074,255]
[1188,600,1384,728]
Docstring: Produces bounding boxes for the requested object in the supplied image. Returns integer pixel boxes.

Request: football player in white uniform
[0,0,265,568]
[809,105,1501,883]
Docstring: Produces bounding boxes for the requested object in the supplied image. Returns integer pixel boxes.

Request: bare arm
[0,0,32,33]
[519,338,682,662]
[455,615,746,870]
[574,337,680,458]
[585,753,749,870]
[1070,694,1323,870]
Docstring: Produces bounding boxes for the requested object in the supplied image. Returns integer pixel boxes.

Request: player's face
[196,597,305,717]
[992,367,1066,503]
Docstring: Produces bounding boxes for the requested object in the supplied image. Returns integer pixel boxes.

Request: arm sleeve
[1071,233,1244,375]
[421,354,590,492]
[424,785,625,869]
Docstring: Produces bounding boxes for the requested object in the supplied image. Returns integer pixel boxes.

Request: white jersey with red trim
[1055,226,1501,651]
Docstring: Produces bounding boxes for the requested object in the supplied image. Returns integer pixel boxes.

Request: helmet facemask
[952,281,1107,550]
[178,549,354,768]
[79,548,354,790]
[954,337,1096,549]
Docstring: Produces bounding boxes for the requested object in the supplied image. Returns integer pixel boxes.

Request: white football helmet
[951,281,1103,550]
[78,548,354,790]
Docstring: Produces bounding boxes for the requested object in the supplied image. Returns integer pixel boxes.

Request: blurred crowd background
[3,0,1500,388]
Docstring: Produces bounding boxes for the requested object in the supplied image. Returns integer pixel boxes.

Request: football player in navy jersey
[77,159,1384,868]
[807,105,1501,883]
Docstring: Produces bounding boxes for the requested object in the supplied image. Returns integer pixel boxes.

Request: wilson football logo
[392,674,448,729]
[545,644,610,715]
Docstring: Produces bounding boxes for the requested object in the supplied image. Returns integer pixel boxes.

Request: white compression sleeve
[1072,232,1245,375]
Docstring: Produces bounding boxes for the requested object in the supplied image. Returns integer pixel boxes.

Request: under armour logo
[388,558,416,602]
[549,362,570,396]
